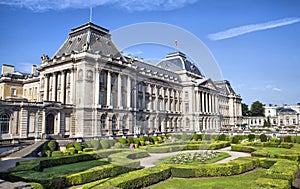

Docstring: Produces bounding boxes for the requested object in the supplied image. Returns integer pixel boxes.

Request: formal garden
[0,133,299,189]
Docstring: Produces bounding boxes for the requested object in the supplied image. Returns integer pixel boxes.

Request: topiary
[100,139,109,149]
[114,142,124,149]
[191,133,200,141]
[91,139,100,150]
[152,136,158,142]
[66,143,74,149]
[218,134,226,141]
[119,138,128,145]
[74,141,82,151]
[231,135,240,144]
[247,134,256,142]
[260,134,268,142]
[48,140,58,152]
[283,135,292,143]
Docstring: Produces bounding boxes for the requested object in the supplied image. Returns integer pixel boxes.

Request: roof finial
[89,7,93,23]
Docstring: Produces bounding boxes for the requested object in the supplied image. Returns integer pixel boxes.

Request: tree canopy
[250,101,265,116]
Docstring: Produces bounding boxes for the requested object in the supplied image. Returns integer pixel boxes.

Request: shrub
[119,138,128,145]
[66,143,74,149]
[51,151,63,157]
[67,147,77,155]
[97,165,171,189]
[45,150,51,157]
[90,139,100,150]
[191,133,200,141]
[218,134,226,141]
[74,142,82,151]
[66,164,136,186]
[114,142,125,149]
[29,182,44,189]
[259,134,268,142]
[83,148,93,152]
[181,133,191,141]
[48,140,58,152]
[284,135,292,143]
[100,140,109,149]
[152,136,158,142]
[231,135,240,144]
[106,140,117,148]
[247,134,255,142]
[255,178,290,189]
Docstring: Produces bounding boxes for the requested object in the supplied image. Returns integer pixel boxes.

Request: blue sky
[0,0,299,106]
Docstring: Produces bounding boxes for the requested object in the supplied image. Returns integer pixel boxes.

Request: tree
[242,103,250,116]
[250,101,265,116]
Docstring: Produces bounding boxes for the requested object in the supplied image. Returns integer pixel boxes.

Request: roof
[156,52,203,76]
[279,108,297,114]
[214,80,236,95]
[53,22,123,59]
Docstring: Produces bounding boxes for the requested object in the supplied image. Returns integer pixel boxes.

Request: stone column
[52,73,57,101]
[106,71,111,107]
[60,71,66,104]
[44,75,49,101]
[117,73,122,109]
[69,69,74,104]
[127,75,131,109]
[201,92,205,113]
[147,84,152,111]
[142,84,146,109]
[94,70,99,105]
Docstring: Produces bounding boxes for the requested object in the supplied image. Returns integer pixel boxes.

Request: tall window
[99,71,107,105]
[112,115,117,130]
[11,88,17,97]
[101,114,106,129]
[122,116,127,130]
[0,113,9,134]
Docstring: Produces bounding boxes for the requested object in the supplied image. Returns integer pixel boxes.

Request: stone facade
[0,22,242,140]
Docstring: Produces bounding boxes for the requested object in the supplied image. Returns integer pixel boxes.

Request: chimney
[32,65,37,74]
[2,64,15,75]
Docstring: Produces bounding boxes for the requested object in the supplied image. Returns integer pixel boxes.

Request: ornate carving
[41,54,49,62]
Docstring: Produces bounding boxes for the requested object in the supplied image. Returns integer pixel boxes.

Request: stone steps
[5,141,45,158]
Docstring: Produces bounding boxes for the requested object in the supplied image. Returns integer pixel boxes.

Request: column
[70,69,75,104]
[147,84,152,111]
[44,75,49,101]
[60,71,66,104]
[117,73,122,108]
[142,84,146,109]
[201,92,205,113]
[127,75,131,109]
[52,73,57,101]
[94,70,99,105]
[106,71,111,107]
[205,92,208,113]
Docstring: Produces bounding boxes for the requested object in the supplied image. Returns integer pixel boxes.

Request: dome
[279,108,297,114]
[157,52,203,76]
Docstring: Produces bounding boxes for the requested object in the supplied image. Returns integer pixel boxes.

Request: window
[122,117,127,130]
[293,119,296,125]
[29,88,32,95]
[34,87,38,95]
[185,102,189,112]
[185,91,189,98]
[0,113,9,134]
[101,115,106,129]
[112,115,117,130]
[24,89,27,96]
[11,88,17,96]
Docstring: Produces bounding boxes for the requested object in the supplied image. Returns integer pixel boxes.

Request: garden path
[139,147,251,168]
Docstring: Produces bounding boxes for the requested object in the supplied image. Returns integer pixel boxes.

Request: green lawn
[150,168,265,189]
[12,159,109,180]
[156,152,230,165]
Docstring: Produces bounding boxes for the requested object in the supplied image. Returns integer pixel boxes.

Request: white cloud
[207,17,300,41]
[251,84,282,92]
[0,0,198,12]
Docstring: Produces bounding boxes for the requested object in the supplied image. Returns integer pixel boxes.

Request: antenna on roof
[89,7,93,22]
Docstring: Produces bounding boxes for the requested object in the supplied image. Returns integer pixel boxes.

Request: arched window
[101,115,106,129]
[0,113,10,134]
[112,115,117,130]
[122,116,127,130]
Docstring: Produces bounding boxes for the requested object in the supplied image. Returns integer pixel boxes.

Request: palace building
[0,22,242,141]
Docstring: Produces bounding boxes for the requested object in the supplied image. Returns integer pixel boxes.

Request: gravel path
[139,147,251,168]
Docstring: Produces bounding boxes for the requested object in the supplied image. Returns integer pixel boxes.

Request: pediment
[196,78,218,91]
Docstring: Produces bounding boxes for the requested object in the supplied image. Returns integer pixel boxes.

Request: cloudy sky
[0,0,299,106]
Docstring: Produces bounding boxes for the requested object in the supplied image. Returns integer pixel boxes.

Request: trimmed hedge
[66,164,137,186]
[264,159,299,183]
[97,165,172,189]
[171,157,258,177]
[108,150,149,169]
[146,141,230,153]
[255,178,290,189]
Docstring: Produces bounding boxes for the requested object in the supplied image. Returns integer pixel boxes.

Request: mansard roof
[279,108,297,115]
[156,52,203,76]
[214,80,236,95]
[53,22,122,58]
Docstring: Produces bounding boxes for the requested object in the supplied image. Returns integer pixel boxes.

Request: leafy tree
[242,103,250,116]
[250,101,265,116]
[247,134,255,142]
[263,117,271,127]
